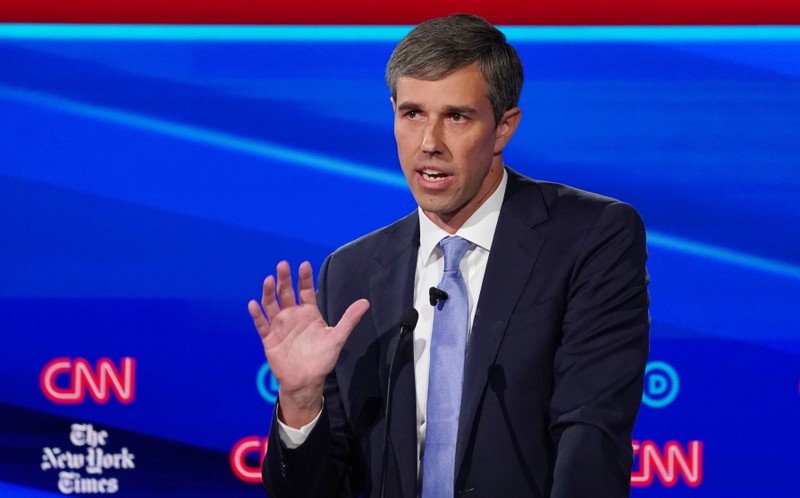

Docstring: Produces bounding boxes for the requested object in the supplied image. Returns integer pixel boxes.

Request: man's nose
[421,120,444,155]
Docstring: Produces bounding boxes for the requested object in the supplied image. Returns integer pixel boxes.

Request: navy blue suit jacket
[264,169,650,497]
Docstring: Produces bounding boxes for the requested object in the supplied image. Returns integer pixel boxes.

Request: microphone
[396,307,419,344]
[429,286,448,306]
[380,308,419,498]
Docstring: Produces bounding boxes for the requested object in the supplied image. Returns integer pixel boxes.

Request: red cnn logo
[631,440,703,487]
[40,357,136,404]
[230,436,268,483]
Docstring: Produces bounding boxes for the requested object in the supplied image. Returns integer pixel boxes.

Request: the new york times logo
[41,423,136,494]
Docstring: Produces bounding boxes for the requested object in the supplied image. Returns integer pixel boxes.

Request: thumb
[331,299,370,342]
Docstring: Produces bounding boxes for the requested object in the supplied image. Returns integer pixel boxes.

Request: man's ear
[494,107,522,154]
[390,96,397,113]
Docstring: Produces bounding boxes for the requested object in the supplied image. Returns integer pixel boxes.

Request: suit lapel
[368,212,419,498]
[455,170,550,474]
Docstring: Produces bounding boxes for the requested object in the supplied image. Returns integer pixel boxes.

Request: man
[248,14,649,498]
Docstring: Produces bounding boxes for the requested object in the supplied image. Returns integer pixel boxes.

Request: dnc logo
[642,361,679,408]
[256,362,279,405]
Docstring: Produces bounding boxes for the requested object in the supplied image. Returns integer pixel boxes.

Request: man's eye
[451,113,463,122]
[406,110,418,118]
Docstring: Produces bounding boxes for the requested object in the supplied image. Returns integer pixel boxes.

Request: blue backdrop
[1,25,798,497]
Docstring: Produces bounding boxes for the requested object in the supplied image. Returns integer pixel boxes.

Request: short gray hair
[385,14,524,125]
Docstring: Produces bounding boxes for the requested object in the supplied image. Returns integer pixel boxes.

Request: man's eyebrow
[442,105,477,115]
[396,101,422,111]
[396,102,477,115]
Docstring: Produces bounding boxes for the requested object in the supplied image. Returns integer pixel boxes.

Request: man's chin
[418,204,463,226]
[416,200,455,217]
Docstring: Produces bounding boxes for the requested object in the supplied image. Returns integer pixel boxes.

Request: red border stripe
[2,0,800,25]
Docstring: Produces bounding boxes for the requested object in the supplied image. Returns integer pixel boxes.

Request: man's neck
[422,164,506,234]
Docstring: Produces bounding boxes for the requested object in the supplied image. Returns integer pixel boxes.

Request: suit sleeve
[262,254,365,497]
[549,201,650,498]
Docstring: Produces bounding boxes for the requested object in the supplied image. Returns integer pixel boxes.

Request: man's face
[392,63,519,232]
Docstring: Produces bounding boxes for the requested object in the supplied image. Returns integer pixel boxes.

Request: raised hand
[247,260,369,428]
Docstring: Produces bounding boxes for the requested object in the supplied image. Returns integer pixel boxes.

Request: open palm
[248,260,369,427]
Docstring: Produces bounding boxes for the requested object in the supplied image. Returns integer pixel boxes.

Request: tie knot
[439,236,471,272]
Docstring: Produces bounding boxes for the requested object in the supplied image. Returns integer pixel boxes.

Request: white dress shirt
[412,169,506,461]
[278,170,508,458]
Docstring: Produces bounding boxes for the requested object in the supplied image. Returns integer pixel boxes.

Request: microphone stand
[379,308,418,498]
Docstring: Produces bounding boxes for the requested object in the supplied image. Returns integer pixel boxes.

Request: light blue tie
[422,236,471,498]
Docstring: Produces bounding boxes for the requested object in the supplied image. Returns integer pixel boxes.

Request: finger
[276,261,298,309]
[261,275,280,321]
[331,299,370,344]
[297,261,316,305]
[247,299,271,338]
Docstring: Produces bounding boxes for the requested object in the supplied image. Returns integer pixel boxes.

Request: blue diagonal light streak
[1,83,798,281]
[0,84,407,189]
[647,231,800,280]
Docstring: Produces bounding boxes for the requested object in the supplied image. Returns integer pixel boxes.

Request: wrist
[276,386,324,429]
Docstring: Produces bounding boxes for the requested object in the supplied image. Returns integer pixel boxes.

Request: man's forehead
[396,63,485,86]
[394,67,490,107]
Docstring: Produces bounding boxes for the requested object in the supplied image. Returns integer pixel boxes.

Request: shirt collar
[418,168,508,264]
